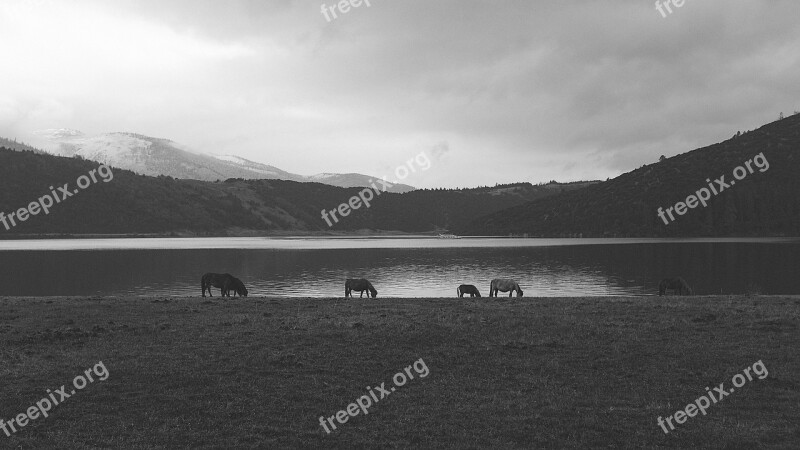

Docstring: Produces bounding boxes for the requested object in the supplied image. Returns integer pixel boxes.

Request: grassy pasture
[1,295,798,448]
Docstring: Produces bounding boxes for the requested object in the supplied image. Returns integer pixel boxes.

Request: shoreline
[1,232,799,240]
[3,294,800,300]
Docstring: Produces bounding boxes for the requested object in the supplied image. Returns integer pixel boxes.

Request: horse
[345,279,378,298]
[226,277,248,297]
[658,277,693,296]
[201,273,244,297]
[489,279,523,297]
[457,284,481,297]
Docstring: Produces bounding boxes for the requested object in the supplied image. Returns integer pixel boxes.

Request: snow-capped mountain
[29,130,415,192]
[210,154,304,181]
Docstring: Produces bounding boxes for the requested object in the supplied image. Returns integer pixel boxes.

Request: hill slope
[0,149,586,236]
[0,137,45,154]
[460,115,800,237]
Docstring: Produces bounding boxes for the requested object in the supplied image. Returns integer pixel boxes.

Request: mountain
[0,137,45,154]
[30,130,414,192]
[215,157,415,193]
[209,154,305,181]
[305,172,415,193]
[459,114,800,237]
[0,148,587,236]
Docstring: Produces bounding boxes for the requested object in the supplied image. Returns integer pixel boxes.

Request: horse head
[230,278,247,297]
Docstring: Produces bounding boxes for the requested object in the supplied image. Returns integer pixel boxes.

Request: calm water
[0,237,798,297]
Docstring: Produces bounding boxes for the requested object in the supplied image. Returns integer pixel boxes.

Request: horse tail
[457,287,460,297]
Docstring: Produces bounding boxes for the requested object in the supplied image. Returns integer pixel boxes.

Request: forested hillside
[0,149,586,236]
[460,115,800,237]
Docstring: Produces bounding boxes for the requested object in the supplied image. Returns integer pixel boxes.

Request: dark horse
[345,279,378,298]
[658,277,693,296]
[226,277,248,297]
[201,273,248,297]
[457,284,481,297]
[489,279,523,297]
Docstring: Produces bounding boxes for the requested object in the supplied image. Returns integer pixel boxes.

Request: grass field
[1,295,799,448]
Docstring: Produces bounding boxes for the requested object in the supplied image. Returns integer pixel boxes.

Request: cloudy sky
[1,0,798,188]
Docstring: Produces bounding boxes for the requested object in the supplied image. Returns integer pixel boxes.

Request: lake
[1,237,798,297]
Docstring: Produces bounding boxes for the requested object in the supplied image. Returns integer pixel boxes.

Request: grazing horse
[457,284,481,298]
[201,273,243,297]
[226,277,248,297]
[489,279,523,297]
[345,279,378,298]
[658,277,693,296]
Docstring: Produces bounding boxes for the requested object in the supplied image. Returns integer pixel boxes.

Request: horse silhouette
[227,277,248,297]
[345,278,378,298]
[658,277,693,296]
[457,284,481,297]
[489,279,523,297]
[201,273,247,297]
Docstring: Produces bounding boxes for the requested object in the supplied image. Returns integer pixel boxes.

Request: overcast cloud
[1,0,798,188]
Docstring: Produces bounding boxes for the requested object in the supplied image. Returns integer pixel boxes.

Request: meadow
[1,295,798,448]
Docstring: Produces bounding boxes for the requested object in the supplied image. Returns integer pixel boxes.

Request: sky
[1,0,799,189]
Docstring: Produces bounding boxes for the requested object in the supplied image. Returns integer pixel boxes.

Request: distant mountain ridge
[29,129,415,192]
[0,148,588,235]
[460,115,800,237]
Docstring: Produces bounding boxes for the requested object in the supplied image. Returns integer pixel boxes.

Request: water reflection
[0,239,798,297]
